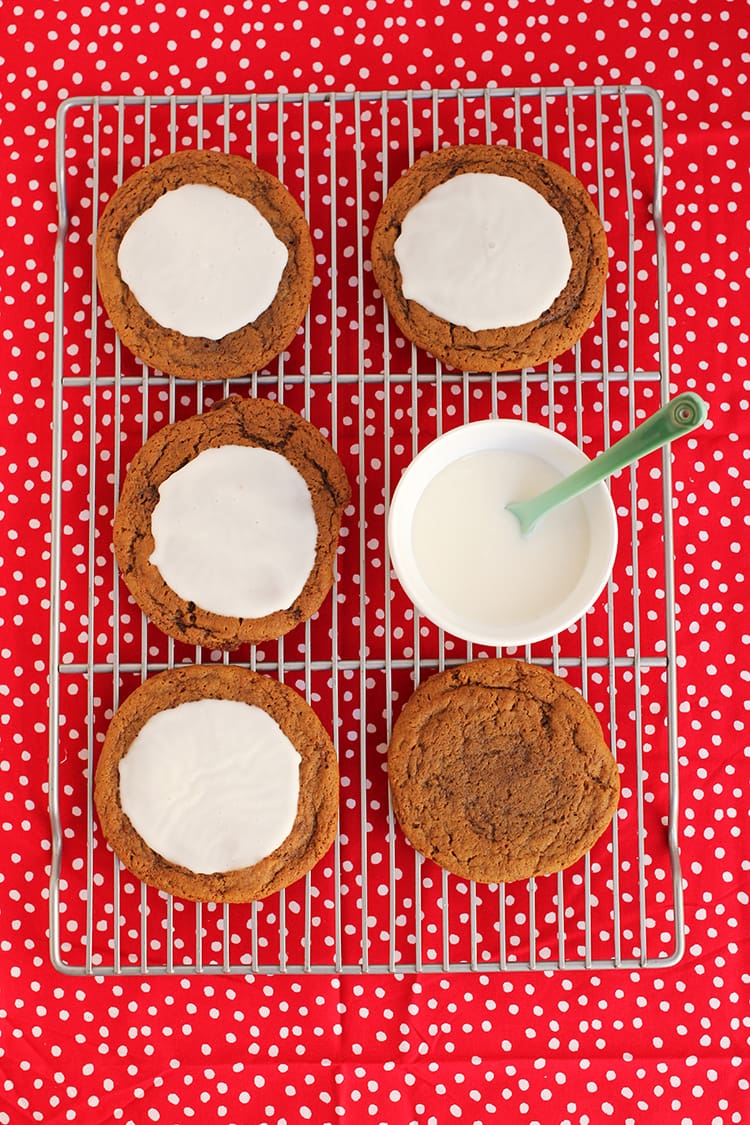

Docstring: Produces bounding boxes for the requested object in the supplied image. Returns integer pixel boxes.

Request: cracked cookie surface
[94,664,339,902]
[113,394,350,648]
[387,658,620,883]
[96,149,314,380]
[371,144,608,372]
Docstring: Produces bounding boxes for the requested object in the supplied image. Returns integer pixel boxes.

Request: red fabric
[2,2,748,1122]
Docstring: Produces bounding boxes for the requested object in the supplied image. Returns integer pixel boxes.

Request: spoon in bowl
[506,392,709,536]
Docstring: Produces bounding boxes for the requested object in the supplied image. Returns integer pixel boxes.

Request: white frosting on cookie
[394,172,572,331]
[117,183,288,339]
[118,699,301,874]
[149,444,318,619]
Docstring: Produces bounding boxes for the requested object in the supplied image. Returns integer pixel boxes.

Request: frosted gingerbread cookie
[371,144,608,372]
[96,149,314,379]
[94,664,339,902]
[113,394,350,648]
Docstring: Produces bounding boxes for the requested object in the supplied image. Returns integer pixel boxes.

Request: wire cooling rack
[49,85,684,975]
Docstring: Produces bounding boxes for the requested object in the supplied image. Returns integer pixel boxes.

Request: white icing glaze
[394,172,572,331]
[149,444,318,619]
[118,698,301,874]
[410,449,590,632]
[117,183,288,339]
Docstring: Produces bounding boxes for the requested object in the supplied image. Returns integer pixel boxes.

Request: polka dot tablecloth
[2,2,748,1123]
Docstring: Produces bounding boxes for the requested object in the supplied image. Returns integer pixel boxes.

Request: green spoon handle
[509,392,708,535]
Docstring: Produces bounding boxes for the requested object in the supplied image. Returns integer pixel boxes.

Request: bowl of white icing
[388,419,618,647]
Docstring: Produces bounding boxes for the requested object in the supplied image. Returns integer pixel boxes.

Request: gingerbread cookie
[371,144,608,372]
[96,149,314,380]
[113,394,350,648]
[94,664,339,902]
[387,658,619,883]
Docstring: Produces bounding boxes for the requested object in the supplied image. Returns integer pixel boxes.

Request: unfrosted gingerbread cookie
[387,658,619,883]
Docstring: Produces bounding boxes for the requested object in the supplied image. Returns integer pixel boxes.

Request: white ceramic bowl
[388,419,618,647]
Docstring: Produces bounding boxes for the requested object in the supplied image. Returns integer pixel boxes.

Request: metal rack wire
[49,85,684,975]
